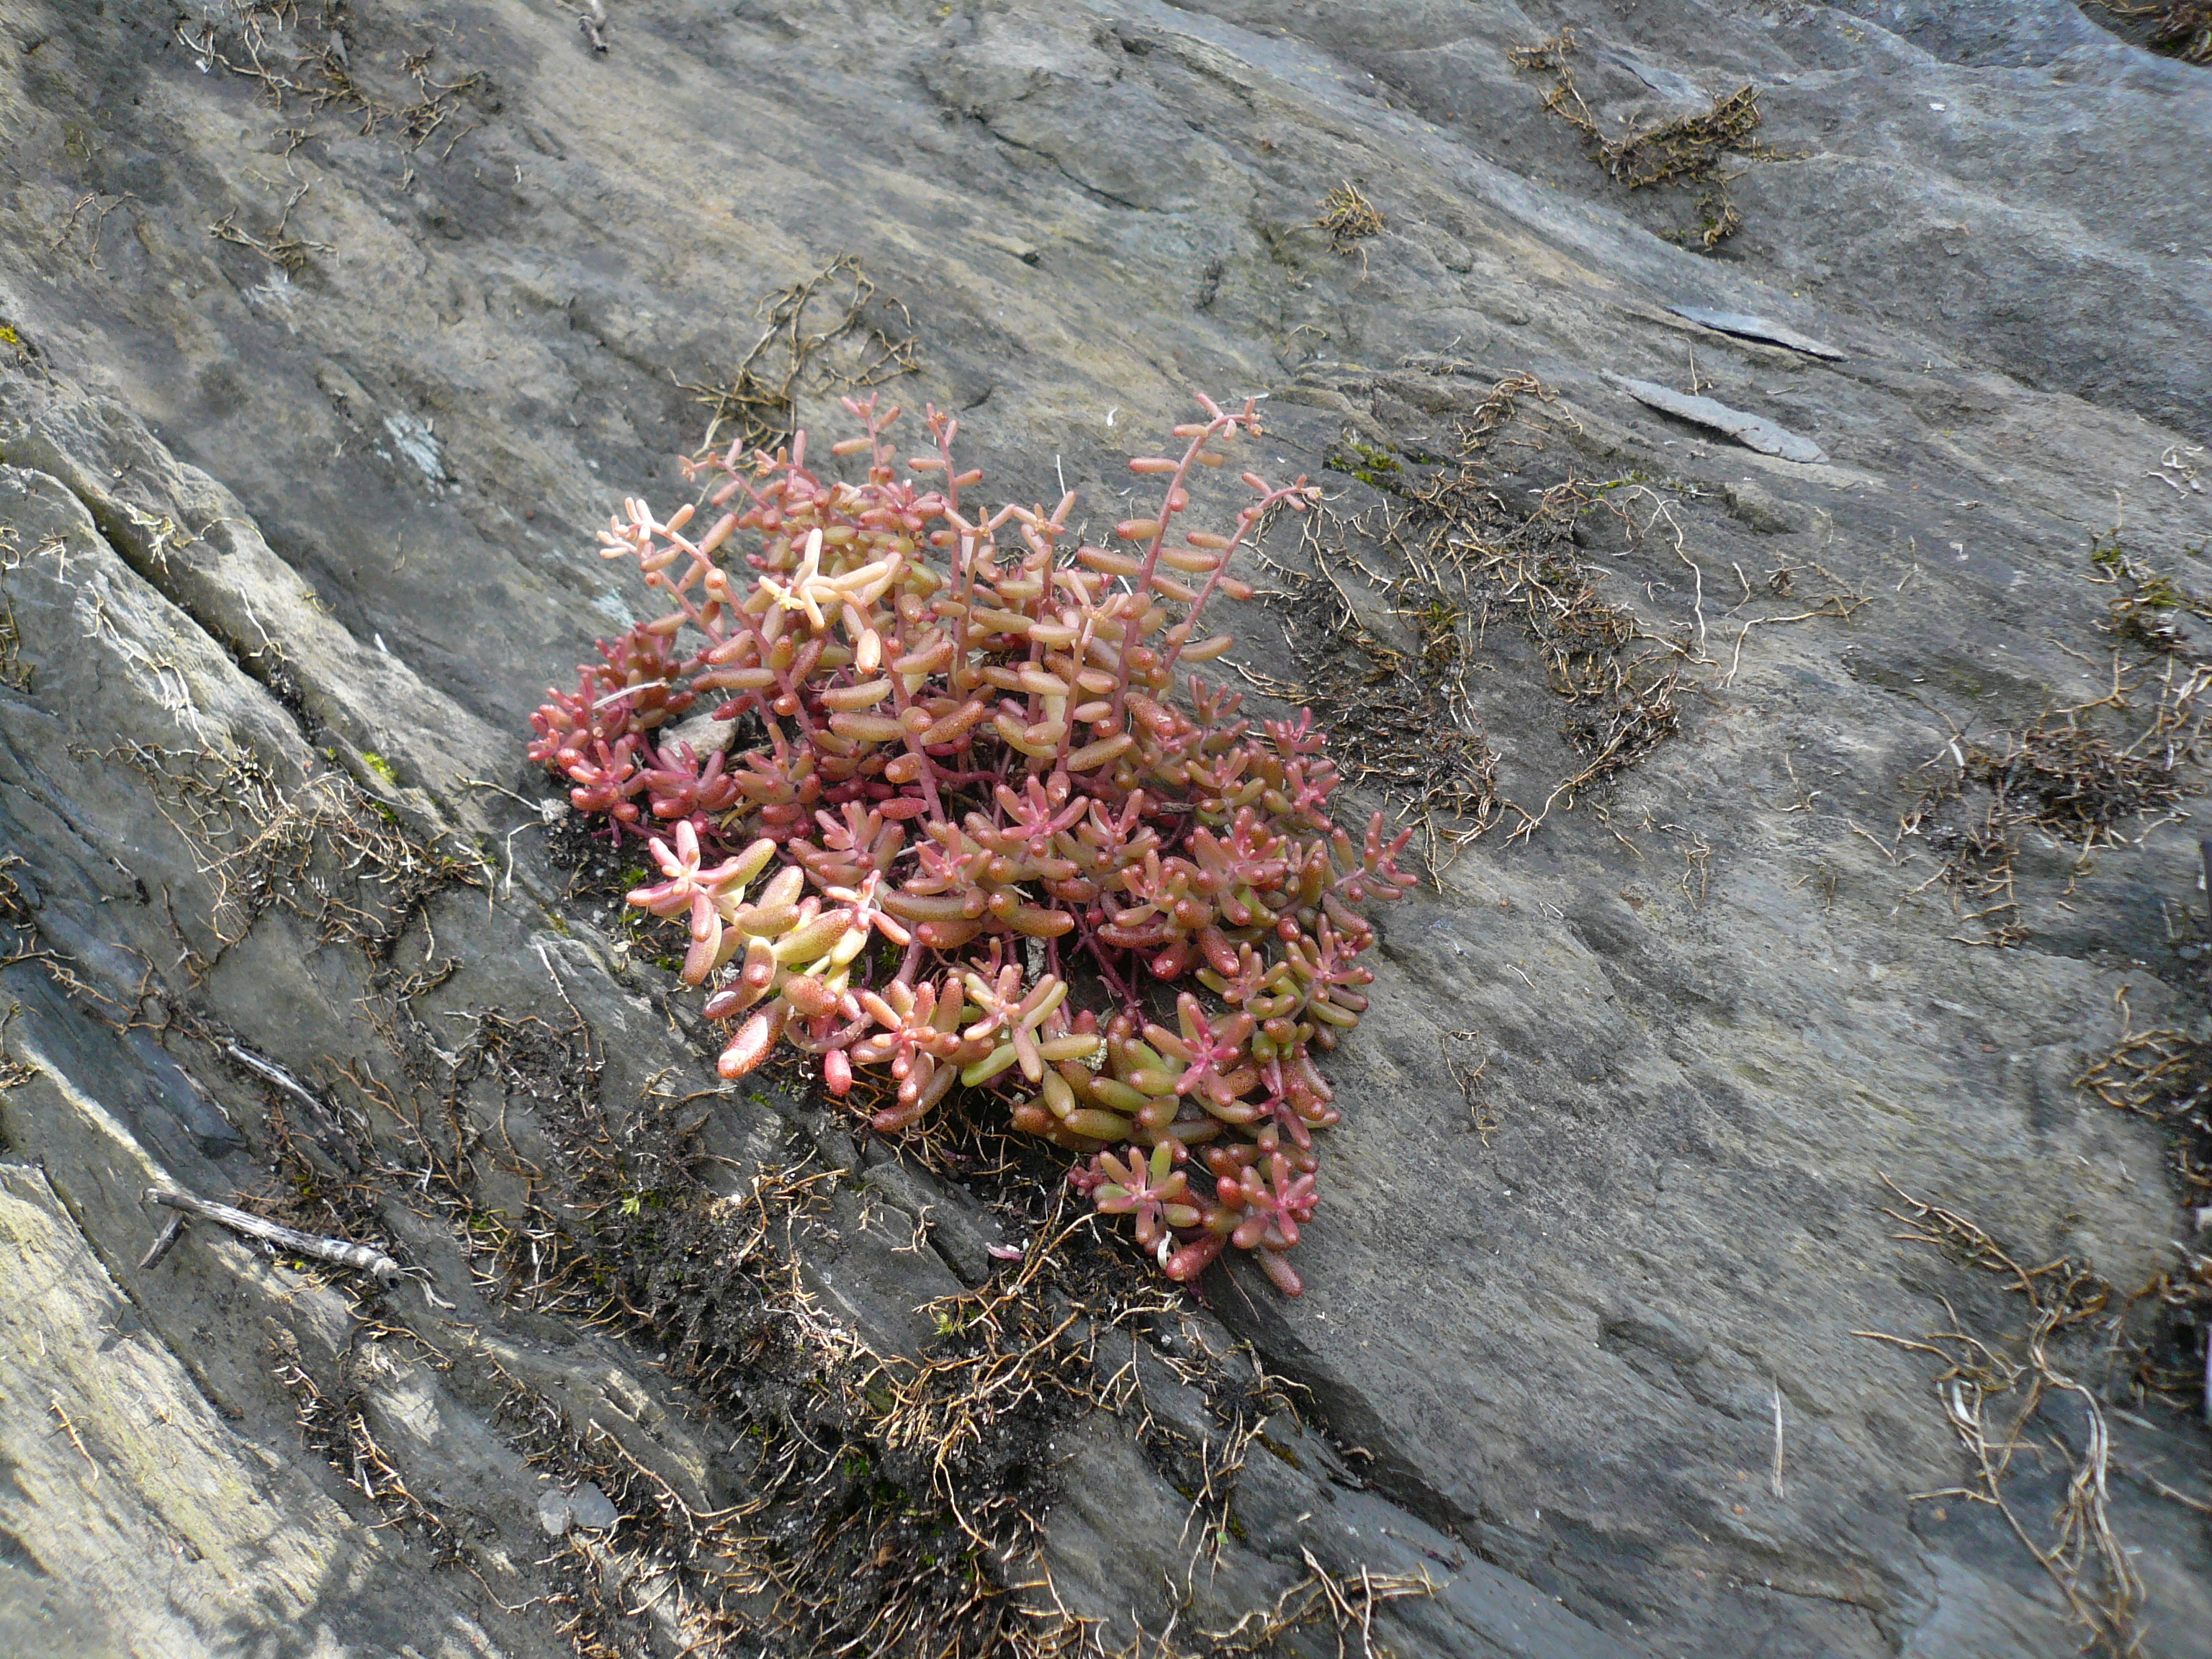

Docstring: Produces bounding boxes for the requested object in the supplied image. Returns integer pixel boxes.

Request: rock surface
[1,1,2209,1655]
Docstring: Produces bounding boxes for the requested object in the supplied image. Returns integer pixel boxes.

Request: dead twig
[208,178,332,275]
[1769,1383,1786,1499]
[137,1210,188,1271]
[683,256,917,457]
[48,1398,99,1480]
[142,1186,401,1286]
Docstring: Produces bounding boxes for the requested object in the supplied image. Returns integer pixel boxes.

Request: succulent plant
[531,394,1413,1294]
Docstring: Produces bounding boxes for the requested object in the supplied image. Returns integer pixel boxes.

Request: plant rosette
[531,393,1413,1295]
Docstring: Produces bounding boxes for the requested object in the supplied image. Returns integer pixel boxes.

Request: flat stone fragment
[537,1488,572,1536]
[1668,305,1846,360]
[567,1482,619,1530]
[1605,374,1830,463]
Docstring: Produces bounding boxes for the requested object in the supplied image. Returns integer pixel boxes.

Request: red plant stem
[757,624,825,739]
[640,529,745,657]
[1076,918,1141,1012]
[937,414,963,515]
[1157,482,1303,683]
[1112,406,1244,726]
[884,662,948,822]
[1052,605,1105,773]
[1112,427,1207,723]
[932,413,983,605]
[925,763,1002,787]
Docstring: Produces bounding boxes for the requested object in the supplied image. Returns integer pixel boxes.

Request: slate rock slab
[1606,373,1833,462]
[1668,306,1847,360]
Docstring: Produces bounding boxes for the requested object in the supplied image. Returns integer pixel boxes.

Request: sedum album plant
[530,394,1412,1295]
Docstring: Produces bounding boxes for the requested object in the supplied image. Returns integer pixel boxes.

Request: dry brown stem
[1314,184,1385,255]
[683,256,919,456]
[1247,376,1709,863]
[1898,656,2208,945]
[1200,1550,1435,1659]
[1859,1181,2153,1653]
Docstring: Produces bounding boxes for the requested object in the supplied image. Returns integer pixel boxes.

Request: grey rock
[1721,480,1815,535]
[0,1,2208,1656]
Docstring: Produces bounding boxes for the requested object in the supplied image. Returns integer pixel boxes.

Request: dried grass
[1858,1182,2150,1654]
[81,740,479,963]
[490,1375,775,1657]
[0,999,36,1097]
[1243,500,1506,875]
[1897,657,2208,946]
[1314,184,1385,255]
[0,603,30,696]
[2094,530,2212,655]
[1239,374,1707,870]
[269,1323,471,1566]
[2079,1012,2212,1227]
[299,943,1444,1659]
[177,3,490,160]
[1196,1552,1434,1659]
[1509,30,1776,249]
[684,256,920,457]
[2090,0,2212,63]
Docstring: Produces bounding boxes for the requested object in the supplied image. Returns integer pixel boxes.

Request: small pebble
[537,1488,572,1536]
[568,1481,619,1530]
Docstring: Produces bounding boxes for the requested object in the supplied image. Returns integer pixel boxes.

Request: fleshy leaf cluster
[530,394,1413,1295]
